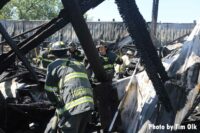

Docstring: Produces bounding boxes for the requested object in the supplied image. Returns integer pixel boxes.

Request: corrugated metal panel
[156,23,195,44]
[0,20,196,44]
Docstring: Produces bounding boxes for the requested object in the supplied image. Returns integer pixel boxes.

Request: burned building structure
[0,0,200,133]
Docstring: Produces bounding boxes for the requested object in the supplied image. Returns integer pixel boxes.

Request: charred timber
[115,0,172,111]
[7,101,54,110]
[0,17,59,65]
[0,71,29,83]
[0,0,105,75]
[116,0,169,83]
[0,23,46,45]
[165,33,190,46]
[61,0,107,81]
[0,23,38,82]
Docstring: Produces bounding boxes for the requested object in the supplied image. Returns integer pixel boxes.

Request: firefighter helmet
[126,50,133,55]
[68,42,77,49]
[96,40,106,49]
[50,41,67,57]
[50,41,66,51]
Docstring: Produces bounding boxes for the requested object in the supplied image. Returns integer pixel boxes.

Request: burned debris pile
[0,0,200,133]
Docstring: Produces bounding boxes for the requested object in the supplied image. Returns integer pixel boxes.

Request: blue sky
[86,0,200,23]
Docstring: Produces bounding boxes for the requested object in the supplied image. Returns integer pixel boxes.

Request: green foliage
[0,0,62,20]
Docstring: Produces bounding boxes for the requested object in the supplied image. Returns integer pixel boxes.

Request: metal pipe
[151,0,159,37]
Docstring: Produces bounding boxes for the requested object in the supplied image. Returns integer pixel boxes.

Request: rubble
[116,20,200,133]
[0,0,200,133]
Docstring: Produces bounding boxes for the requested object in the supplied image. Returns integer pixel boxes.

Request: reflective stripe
[60,60,82,66]
[103,57,109,62]
[64,72,88,82]
[104,64,113,69]
[43,58,53,63]
[60,41,64,45]
[44,85,58,92]
[71,87,93,98]
[59,72,88,88]
[71,60,82,66]
[56,96,94,115]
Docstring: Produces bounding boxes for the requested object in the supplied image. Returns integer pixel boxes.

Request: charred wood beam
[0,23,38,82]
[0,18,64,74]
[0,0,10,9]
[0,15,60,62]
[18,65,46,82]
[0,17,61,74]
[115,0,168,82]
[115,0,172,111]
[0,71,29,83]
[61,0,107,81]
[0,23,46,45]
[165,33,190,46]
[7,101,54,110]
[0,72,10,81]
[117,0,169,83]
[0,0,104,75]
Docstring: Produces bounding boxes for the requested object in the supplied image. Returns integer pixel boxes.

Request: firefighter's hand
[32,58,40,64]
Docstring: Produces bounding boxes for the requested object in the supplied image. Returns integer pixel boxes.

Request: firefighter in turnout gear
[96,40,123,80]
[115,50,136,78]
[44,42,94,133]
[67,42,84,62]
[38,41,65,68]
[39,48,52,68]
[94,40,123,132]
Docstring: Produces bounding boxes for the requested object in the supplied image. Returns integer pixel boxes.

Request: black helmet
[68,42,77,49]
[96,40,106,49]
[50,41,67,57]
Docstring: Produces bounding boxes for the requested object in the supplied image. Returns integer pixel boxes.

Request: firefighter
[115,50,135,78]
[67,42,84,62]
[37,41,65,68]
[96,40,123,80]
[38,47,53,68]
[94,40,123,132]
[44,42,94,133]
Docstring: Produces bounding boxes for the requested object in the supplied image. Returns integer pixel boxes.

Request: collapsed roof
[0,0,200,132]
[119,20,200,132]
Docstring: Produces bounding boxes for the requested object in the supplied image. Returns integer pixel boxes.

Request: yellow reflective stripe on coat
[42,58,53,63]
[71,60,82,66]
[44,85,58,92]
[103,57,109,62]
[104,64,113,69]
[56,96,94,115]
[64,72,88,82]
[58,72,88,88]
